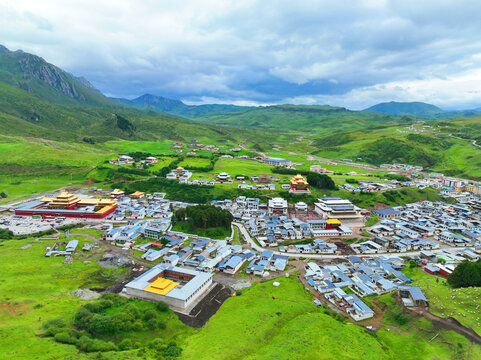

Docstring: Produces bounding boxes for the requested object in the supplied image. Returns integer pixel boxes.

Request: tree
[448,260,481,288]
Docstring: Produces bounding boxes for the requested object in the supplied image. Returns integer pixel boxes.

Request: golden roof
[290,174,308,185]
[144,277,179,295]
[130,191,145,198]
[176,166,185,172]
[326,218,341,225]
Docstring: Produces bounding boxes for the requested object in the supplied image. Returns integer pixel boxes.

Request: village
[1,166,480,323]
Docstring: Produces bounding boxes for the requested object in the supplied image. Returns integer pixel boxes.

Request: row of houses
[363,200,481,255]
[304,256,428,321]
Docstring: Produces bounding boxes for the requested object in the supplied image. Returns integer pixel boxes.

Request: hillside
[0,45,114,106]
[115,94,249,117]
[191,104,409,135]
[312,120,481,179]
[366,101,481,120]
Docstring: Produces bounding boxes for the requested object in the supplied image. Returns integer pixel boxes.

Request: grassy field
[403,267,481,335]
[214,158,274,176]
[0,237,126,359]
[0,236,196,360]
[182,277,387,360]
[178,157,212,168]
[182,276,481,359]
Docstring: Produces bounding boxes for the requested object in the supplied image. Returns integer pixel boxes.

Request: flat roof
[125,264,212,301]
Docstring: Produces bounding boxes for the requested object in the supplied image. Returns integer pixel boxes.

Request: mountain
[365,101,443,117]
[0,44,114,106]
[189,104,410,135]
[366,101,481,120]
[115,93,251,117]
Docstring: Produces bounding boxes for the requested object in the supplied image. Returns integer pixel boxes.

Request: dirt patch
[71,288,101,300]
[413,309,481,345]
[175,283,233,328]
[335,241,355,255]
[0,301,31,317]
[24,137,65,150]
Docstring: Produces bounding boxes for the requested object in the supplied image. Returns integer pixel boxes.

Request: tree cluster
[42,294,180,355]
[448,260,481,288]
[175,205,233,229]
[272,167,336,190]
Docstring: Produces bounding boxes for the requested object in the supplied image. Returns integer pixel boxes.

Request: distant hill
[0,44,114,106]
[366,101,481,120]
[366,101,442,117]
[189,104,410,135]
[115,94,250,117]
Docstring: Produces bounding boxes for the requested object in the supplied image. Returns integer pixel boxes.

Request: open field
[403,267,481,335]
[182,277,386,360]
[214,158,274,176]
[182,276,481,359]
[0,237,125,359]
[0,235,195,360]
[178,157,212,168]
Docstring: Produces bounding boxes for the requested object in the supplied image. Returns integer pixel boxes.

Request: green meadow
[182,277,481,360]
[403,267,481,335]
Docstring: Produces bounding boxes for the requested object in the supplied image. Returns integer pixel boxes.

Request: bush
[164,342,182,358]
[448,260,481,288]
[156,301,169,312]
[143,309,158,321]
[54,331,77,345]
[118,338,133,351]
[392,311,408,325]
[74,307,93,327]
[42,317,67,336]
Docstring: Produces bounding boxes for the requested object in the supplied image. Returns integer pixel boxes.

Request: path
[413,309,481,345]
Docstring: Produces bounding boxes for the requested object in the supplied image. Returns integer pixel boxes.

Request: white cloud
[1,0,481,108]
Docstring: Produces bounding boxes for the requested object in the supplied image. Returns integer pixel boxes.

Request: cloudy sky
[2,0,481,109]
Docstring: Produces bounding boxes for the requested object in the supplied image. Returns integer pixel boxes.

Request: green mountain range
[115,93,249,117]
[366,101,481,120]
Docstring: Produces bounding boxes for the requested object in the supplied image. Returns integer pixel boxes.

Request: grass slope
[313,122,481,179]
[192,104,407,135]
[403,267,481,335]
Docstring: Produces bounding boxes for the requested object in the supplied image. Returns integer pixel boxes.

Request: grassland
[403,267,481,335]
[311,122,481,179]
[182,276,481,360]
[182,277,387,360]
[0,237,124,359]
[0,235,195,360]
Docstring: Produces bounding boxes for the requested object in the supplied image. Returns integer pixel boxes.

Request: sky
[2,0,481,109]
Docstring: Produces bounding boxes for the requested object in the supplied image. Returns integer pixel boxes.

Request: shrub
[54,332,77,345]
[164,342,182,358]
[156,301,169,312]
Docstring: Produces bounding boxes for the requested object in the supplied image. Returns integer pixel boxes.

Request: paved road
[233,222,463,261]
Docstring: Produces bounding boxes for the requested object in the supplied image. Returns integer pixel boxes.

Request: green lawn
[403,267,481,335]
[214,158,274,176]
[179,157,212,168]
[0,238,126,359]
[182,277,387,360]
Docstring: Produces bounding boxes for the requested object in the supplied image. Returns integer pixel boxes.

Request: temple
[14,191,118,219]
[289,174,311,194]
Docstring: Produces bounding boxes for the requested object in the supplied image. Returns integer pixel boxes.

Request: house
[263,157,292,167]
[314,197,362,220]
[268,197,288,216]
[399,286,429,308]
[372,208,400,219]
[223,255,245,274]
